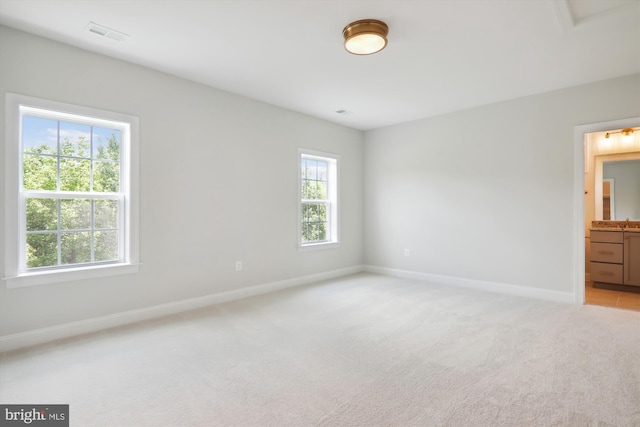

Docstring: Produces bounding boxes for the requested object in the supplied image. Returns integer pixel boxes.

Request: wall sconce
[343,19,389,55]
[604,127,637,143]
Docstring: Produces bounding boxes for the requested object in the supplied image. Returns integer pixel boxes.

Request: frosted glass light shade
[343,19,388,55]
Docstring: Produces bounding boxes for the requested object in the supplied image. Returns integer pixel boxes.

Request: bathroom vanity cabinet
[624,232,640,286]
[590,229,640,287]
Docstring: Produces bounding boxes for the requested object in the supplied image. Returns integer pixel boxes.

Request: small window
[4,94,139,287]
[299,150,339,249]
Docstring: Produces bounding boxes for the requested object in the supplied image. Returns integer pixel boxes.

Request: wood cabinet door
[623,233,640,286]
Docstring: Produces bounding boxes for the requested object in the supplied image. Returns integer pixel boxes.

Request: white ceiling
[0,0,638,130]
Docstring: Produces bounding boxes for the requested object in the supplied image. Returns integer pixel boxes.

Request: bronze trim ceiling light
[343,19,389,55]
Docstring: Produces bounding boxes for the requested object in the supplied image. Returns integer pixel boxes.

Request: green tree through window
[22,115,122,269]
[301,158,329,242]
[299,152,338,247]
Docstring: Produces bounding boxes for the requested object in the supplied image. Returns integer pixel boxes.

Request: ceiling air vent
[85,22,128,42]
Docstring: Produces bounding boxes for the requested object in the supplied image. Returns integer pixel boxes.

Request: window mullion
[91,200,95,263]
[57,198,61,267]
[18,192,27,273]
[56,120,61,191]
[322,200,330,238]
[90,125,94,193]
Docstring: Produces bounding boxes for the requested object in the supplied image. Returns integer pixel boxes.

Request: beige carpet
[1,273,639,426]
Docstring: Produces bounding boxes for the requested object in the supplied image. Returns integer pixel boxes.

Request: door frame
[573,116,640,305]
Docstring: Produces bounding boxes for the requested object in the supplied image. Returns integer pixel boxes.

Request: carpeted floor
[1,273,639,426]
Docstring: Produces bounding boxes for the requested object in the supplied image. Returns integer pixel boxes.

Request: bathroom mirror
[595,155,640,220]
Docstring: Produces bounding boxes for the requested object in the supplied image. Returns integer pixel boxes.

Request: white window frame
[298,149,340,250]
[4,93,139,288]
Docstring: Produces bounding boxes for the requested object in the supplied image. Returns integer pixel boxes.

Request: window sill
[4,263,140,289]
[298,241,340,252]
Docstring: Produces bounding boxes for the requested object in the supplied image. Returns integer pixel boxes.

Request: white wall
[364,74,640,295]
[0,26,364,337]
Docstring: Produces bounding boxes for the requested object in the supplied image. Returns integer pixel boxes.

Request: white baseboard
[0,265,577,352]
[364,265,575,304]
[0,265,364,353]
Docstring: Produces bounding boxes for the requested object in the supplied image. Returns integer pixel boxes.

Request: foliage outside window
[4,94,138,287]
[299,151,339,248]
[23,115,123,269]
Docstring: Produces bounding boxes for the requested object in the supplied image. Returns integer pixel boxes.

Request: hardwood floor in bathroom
[585,281,640,311]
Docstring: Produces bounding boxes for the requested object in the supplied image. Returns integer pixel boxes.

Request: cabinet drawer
[590,262,623,284]
[590,242,623,263]
[591,230,623,244]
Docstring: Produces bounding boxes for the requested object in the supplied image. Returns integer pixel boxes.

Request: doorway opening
[574,118,640,310]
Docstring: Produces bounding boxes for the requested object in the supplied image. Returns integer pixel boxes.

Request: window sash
[301,200,331,243]
[19,191,125,273]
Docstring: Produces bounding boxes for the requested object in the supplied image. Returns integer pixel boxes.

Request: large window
[299,150,339,249]
[4,94,139,287]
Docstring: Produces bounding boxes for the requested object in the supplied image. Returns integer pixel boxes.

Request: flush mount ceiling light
[342,19,388,55]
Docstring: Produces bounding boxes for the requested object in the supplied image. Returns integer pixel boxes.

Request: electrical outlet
[235,261,242,271]
[404,249,410,257]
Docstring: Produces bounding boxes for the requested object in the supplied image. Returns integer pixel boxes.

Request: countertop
[591,227,640,233]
